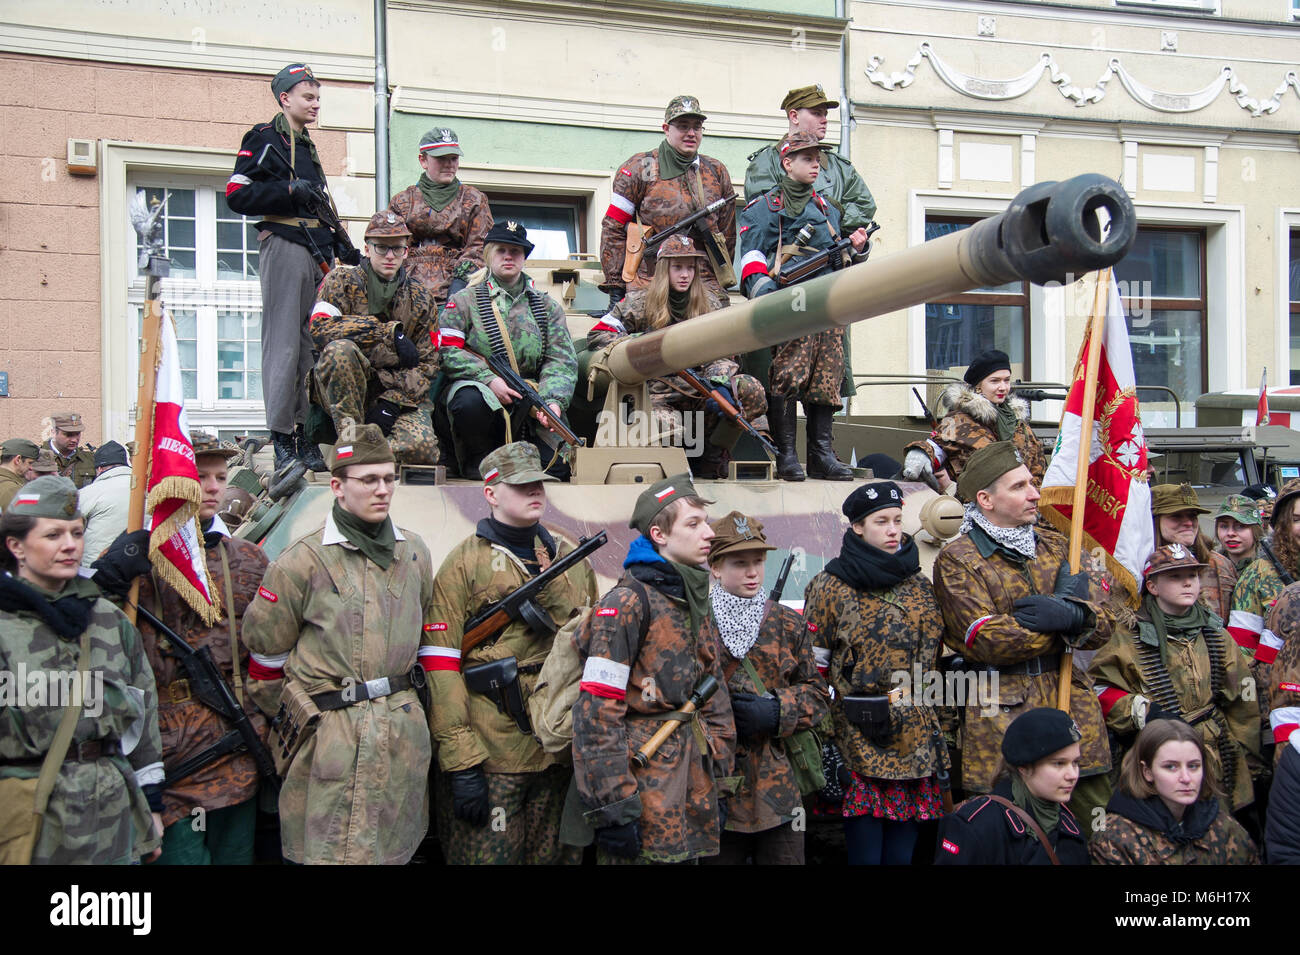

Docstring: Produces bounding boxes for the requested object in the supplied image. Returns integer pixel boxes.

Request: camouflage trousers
[651,373,767,451]
[312,339,438,465]
[769,330,843,406]
[436,765,582,865]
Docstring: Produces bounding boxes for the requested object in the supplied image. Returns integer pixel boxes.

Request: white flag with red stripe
[1257,366,1270,426]
[1039,272,1154,606]
[144,312,221,625]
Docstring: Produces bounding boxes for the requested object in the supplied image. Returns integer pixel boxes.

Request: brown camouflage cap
[630,473,713,536]
[480,441,557,486]
[1150,483,1210,516]
[328,423,394,474]
[51,412,83,433]
[956,440,1025,503]
[29,451,58,474]
[781,83,839,112]
[7,475,80,519]
[1214,493,1262,527]
[364,210,412,240]
[419,127,463,158]
[190,430,241,461]
[708,510,775,562]
[664,95,706,124]
[778,130,821,158]
[656,234,706,260]
[1142,542,1208,579]
[1272,477,1300,527]
[1,438,40,460]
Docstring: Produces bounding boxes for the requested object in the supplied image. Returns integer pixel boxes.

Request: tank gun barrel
[605,173,1135,385]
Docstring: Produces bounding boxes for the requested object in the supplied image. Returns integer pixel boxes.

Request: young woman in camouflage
[1146,483,1237,624]
[1228,477,1300,669]
[805,482,947,865]
[1091,719,1258,864]
[1214,494,1263,572]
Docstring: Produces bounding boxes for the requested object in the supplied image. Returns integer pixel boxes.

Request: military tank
[225,173,1135,595]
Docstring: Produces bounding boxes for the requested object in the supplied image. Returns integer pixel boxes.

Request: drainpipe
[374,0,390,206]
[837,0,851,162]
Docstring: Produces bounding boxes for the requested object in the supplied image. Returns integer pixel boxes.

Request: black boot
[806,405,853,480]
[767,396,805,482]
[271,430,297,472]
[295,424,328,472]
[691,442,726,480]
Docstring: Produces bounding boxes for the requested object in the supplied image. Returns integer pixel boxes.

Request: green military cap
[956,440,1026,503]
[781,83,839,113]
[1214,494,1262,527]
[190,430,241,461]
[29,451,58,474]
[1272,477,1300,528]
[480,441,557,486]
[271,63,317,101]
[1,438,40,460]
[419,126,462,158]
[708,510,775,563]
[1150,483,1210,517]
[664,95,706,124]
[1142,542,1207,580]
[364,210,412,240]
[629,473,713,536]
[51,412,83,433]
[7,475,80,519]
[328,423,394,475]
[778,130,821,159]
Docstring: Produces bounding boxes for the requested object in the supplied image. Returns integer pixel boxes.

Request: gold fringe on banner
[1039,491,1142,610]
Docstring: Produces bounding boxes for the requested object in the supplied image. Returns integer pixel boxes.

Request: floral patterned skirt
[841,773,944,821]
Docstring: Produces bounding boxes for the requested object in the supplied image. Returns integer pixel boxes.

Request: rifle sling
[1262,541,1296,586]
[984,794,1061,865]
[33,628,92,827]
[219,546,244,711]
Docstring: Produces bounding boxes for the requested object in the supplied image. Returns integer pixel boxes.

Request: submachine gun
[776,222,880,288]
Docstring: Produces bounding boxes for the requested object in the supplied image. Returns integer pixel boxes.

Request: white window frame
[1115,0,1221,14]
[1276,209,1300,382]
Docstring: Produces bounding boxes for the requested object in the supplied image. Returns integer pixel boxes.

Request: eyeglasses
[670,122,704,133]
[370,245,408,258]
[343,474,397,489]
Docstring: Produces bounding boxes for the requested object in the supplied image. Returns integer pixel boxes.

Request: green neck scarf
[995,398,1020,441]
[778,175,814,217]
[657,139,695,181]
[418,173,461,212]
[361,261,403,318]
[331,500,396,570]
[1143,592,1210,671]
[1011,774,1062,837]
[669,560,713,638]
[272,112,321,169]
[668,288,690,322]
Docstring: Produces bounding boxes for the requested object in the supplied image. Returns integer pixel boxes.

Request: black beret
[964,349,1012,387]
[842,481,903,523]
[1001,708,1082,767]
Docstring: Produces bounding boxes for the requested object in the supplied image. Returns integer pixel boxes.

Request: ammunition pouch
[464,656,532,734]
[270,681,323,776]
[844,693,894,743]
[702,228,736,287]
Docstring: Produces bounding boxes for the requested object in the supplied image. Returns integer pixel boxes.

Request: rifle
[253,141,359,270]
[676,366,778,458]
[769,552,795,603]
[483,351,587,450]
[131,603,279,786]
[776,222,880,288]
[931,728,954,814]
[1261,539,1296,586]
[622,194,736,284]
[632,674,719,768]
[460,530,608,657]
[911,386,938,429]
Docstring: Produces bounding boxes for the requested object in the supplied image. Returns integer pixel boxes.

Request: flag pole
[1058,268,1112,711]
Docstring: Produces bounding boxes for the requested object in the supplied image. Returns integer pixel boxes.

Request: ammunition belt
[474,281,550,368]
[310,666,426,711]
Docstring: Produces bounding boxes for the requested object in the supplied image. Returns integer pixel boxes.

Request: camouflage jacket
[720,600,829,833]
[737,186,850,298]
[310,264,440,409]
[805,565,946,781]
[599,146,737,294]
[933,523,1113,790]
[571,558,737,863]
[1229,554,1290,663]
[242,511,436,865]
[1266,582,1300,763]
[1195,549,1237,623]
[0,466,24,511]
[0,575,163,864]
[1088,607,1261,809]
[135,523,270,828]
[904,383,1046,496]
[439,275,578,411]
[426,522,598,774]
[744,143,877,231]
[387,182,493,303]
[1091,795,1258,864]
[51,443,96,489]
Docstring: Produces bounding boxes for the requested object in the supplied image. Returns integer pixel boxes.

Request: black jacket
[1267,742,1300,864]
[226,116,335,253]
[934,777,1090,865]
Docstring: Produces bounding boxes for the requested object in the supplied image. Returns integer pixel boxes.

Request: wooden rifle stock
[676,367,777,458]
[632,675,719,768]
[460,608,514,658]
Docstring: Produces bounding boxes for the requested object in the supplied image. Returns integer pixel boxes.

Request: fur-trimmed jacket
[906,382,1046,493]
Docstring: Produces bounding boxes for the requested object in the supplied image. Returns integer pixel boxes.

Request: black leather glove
[90,529,152,597]
[605,285,627,304]
[730,691,780,739]
[1011,594,1088,637]
[1146,703,1182,725]
[365,398,401,436]
[1053,564,1092,602]
[445,277,468,300]
[335,239,361,267]
[287,178,319,215]
[393,325,420,369]
[703,383,736,418]
[449,766,490,827]
[819,743,852,803]
[595,819,641,858]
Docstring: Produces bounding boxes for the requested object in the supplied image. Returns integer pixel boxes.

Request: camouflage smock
[743,143,877,230]
[387,181,493,303]
[720,600,829,833]
[932,523,1113,791]
[0,575,163,863]
[1266,582,1300,762]
[242,512,436,865]
[1091,799,1258,864]
[1228,554,1290,665]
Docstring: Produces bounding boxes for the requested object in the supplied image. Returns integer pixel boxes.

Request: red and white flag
[1039,272,1154,606]
[144,312,221,625]
[1257,366,1270,426]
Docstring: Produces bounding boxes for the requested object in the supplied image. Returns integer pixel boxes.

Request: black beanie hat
[964,349,1012,387]
[1001,708,1082,767]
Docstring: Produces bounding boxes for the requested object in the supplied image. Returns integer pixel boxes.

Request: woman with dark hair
[1230,477,1300,669]
[1149,483,1237,621]
[1091,719,1258,864]
[1214,494,1263,572]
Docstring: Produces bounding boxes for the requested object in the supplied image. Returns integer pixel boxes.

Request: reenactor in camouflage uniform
[308,210,440,465]
[1214,494,1263,572]
[570,475,737,863]
[0,476,164,864]
[1089,545,1261,811]
[1268,581,1300,763]
[701,510,828,865]
[932,442,1115,824]
[242,425,436,864]
[426,442,597,864]
[1149,483,1236,622]
[0,438,40,511]
[43,412,96,489]
[902,349,1046,496]
[436,221,578,480]
[587,234,767,478]
[1228,477,1300,669]
[387,126,493,306]
[805,482,949,864]
[600,95,737,300]
[738,131,871,482]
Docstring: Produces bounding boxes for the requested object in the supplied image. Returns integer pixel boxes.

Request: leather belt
[310,666,426,711]
[261,215,321,228]
[2,738,120,766]
[986,653,1061,677]
[164,678,193,704]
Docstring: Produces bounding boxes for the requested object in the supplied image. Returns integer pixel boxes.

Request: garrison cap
[484,219,534,256]
[1142,543,1207,580]
[419,127,463,158]
[480,441,557,487]
[1214,493,1262,527]
[630,473,712,537]
[1,438,40,460]
[271,63,317,101]
[1001,708,1082,767]
[664,95,706,124]
[1271,477,1300,528]
[781,83,839,112]
[956,440,1025,503]
[656,234,706,260]
[364,211,412,240]
[29,451,59,474]
[778,130,821,158]
[964,349,1012,387]
[190,430,241,461]
[7,475,80,520]
[328,423,394,475]
[93,441,129,469]
[1150,483,1210,517]
[843,481,904,524]
[1243,482,1277,523]
[708,510,775,562]
[51,412,83,433]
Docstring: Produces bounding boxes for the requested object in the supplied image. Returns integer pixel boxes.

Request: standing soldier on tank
[738,132,870,482]
[307,210,440,465]
[42,412,96,489]
[387,127,493,306]
[425,442,597,864]
[599,95,737,301]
